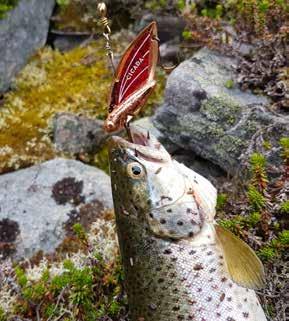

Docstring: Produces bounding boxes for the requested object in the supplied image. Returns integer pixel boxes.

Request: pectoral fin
[215,224,265,290]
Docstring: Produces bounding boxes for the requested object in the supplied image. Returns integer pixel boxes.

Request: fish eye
[127,162,145,179]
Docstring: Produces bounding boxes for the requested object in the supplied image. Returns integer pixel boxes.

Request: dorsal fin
[215,224,265,290]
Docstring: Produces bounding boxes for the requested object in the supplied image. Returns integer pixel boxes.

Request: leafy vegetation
[0,0,18,19]
[0,223,126,321]
[280,201,289,214]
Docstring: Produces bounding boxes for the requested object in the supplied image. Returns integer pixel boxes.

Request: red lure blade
[104,22,158,132]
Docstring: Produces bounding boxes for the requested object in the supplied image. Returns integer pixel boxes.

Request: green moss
[0,307,7,321]
[145,0,167,10]
[0,0,18,19]
[250,152,266,169]
[182,30,193,40]
[0,43,108,172]
[15,266,28,287]
[258,246,277,261]
[278,230,289,245]
[216,193,228,211]
[72,223,88,243]
[280,137,289,163]
[280,201,289,214]
[56,0,70,6]
[218,211,261,235]
[248,212,261,226]
[224,79,234,89]
[262,140,272,150]
[247,185,266,211]
[249,152,268,191]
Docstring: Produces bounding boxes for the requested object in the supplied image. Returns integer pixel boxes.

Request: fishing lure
[101,18,159,133]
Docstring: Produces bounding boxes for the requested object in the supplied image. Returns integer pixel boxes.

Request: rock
[0,0,55,92]
[51,30,91,52]
[153,48,289,177]
[0,159,113,260]
[159,41,181,65]
[53,113,110,155]
[133,117,162,140]
[135,13,185,43]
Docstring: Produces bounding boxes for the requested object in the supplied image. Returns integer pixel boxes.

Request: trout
[109,126,267,321]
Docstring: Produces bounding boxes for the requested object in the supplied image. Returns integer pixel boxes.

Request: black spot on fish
[177,220,183,226]
[193,263,204,271]
[220,293,225,302]
[172,305,180,311]
[160,218,166,224]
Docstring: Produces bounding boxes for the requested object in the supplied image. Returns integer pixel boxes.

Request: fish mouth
[110,125,171,163]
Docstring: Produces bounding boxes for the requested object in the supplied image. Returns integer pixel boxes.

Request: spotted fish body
[109,127,267,321]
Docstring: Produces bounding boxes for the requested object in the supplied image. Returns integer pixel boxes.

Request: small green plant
[0,0,18,18]
[280,201,289,214]
[201,4,223,19]
[145,0,167,11]
[0,307,7,321]
[182,30,192,40]
[56,0,70,6]
[72,223,88,244]
[248,212,261,226]
[249,153,268,191]
[247,185,266,211]
[278,230,289,245]
[258,245,277,261]
[224,79,234,89]
[262,140,272,150]
[216,193,228,211]
[280,137,289,164]
[15,266,28,287]
[176,0,186,11]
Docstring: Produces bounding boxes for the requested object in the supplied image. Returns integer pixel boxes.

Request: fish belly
[123,239,267,321]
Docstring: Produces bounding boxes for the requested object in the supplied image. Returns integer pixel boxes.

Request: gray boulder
[135,13,186,43]
[153,48,289,177]
[0,159,113,260]
[0,0,55,92]
[53,113,110,155]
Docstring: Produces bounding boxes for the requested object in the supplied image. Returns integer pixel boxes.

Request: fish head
[109,125,217,240]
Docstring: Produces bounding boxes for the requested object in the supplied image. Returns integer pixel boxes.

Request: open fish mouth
[110,125,171,163]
